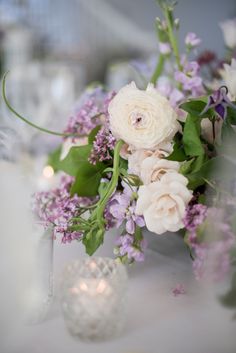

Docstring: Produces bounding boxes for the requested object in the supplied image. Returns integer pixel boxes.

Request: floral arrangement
[2,1,236,299]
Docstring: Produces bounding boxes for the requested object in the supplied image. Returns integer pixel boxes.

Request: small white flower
[221,59,236,99]
[108,82,179,150]
[140,157,180,184]
[136,173,192,234]
[220,19,236,49]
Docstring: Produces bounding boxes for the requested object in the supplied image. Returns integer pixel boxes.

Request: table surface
[1,161,236,353]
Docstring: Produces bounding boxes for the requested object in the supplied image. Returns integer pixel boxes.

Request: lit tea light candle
[37,165,55,190]
[60,257,128,341]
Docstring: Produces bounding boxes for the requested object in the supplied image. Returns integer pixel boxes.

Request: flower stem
[164,7,181,70]
[1,71,85,138]
[150,54,164,85]
[96,139,124,219]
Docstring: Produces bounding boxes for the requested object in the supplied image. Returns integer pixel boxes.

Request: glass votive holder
[59,257,128,341]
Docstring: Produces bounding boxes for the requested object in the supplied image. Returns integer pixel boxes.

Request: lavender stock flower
[185,32,201,48]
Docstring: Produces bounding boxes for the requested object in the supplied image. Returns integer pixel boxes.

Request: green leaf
[59,145,92,176]
[82,228,104,255]
[98,180,110,199]
[226,103,236,125]
[186,157,217,189]
[179,158,194,175]
[166,138,187,162]
[88,125,101,144]
[183,114,204,156]
[70,161,105,197]
[180,99,212,118]
[47,145,62,172]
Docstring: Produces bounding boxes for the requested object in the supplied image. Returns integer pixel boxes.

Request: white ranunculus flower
[220,19,236,49]
[221,59,236,99]
[136,173,192,234]
[108,82,179,150]
[60,136,88,160]
[140,157,180,184]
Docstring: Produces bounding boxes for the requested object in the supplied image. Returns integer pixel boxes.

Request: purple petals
[185,32,201,47]
[200,86,236,119]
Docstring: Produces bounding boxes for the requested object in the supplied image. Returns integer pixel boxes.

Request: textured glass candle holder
[59,257,128,341]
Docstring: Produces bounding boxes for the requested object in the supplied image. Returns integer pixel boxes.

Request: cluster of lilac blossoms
[105,183,146,262]
[33,176,94,244]
[89,127,116,164]
[64,86,116,138]
[183,205,235,281]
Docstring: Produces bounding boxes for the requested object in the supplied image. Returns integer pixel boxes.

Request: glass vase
[26,227,54,324]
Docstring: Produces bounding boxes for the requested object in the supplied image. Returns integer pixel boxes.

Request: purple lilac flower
[185,32,201,48]
[32,175,93,243]
[185,207,236,281]
[175,58,205,97]
[200,86,236,120]
[192,235,235,281]
[172,284,186,297]
[64,87,116,139]
[89,127,116,164]
[183,203,208,233]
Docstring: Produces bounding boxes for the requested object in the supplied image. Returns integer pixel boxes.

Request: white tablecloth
[1,161,236,353]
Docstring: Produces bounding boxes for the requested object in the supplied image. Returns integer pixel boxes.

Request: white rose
[128,147,171,177]
[136,173,192,234]
[220,19,236,49]
[108,82,179,150]
[221,59,236,99]
[140,157,180,184]
[60,136,88,160]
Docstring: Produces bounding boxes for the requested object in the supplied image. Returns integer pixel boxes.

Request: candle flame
[96,279,107,294]
[42,165,54,179]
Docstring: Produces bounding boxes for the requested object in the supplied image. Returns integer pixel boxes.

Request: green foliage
[180,99,211,119]
[59,145,92,176]
[226,102,236,125]
[166,134,187,161]
[82,227,104,256]
[183,114,204,156]
[47,145,62,172]
[70,161,106,197]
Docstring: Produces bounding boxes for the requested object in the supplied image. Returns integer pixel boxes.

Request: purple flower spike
[201,86,236,120]
[185,32,201,47]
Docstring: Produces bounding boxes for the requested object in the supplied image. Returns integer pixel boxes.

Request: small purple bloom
[32,175,94,243]
[200,86,236,120]
[183,203,208,233]
[185,32,201,47]
[89,127,116,164]
[175,59,205,97]
[172,284,186,297]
